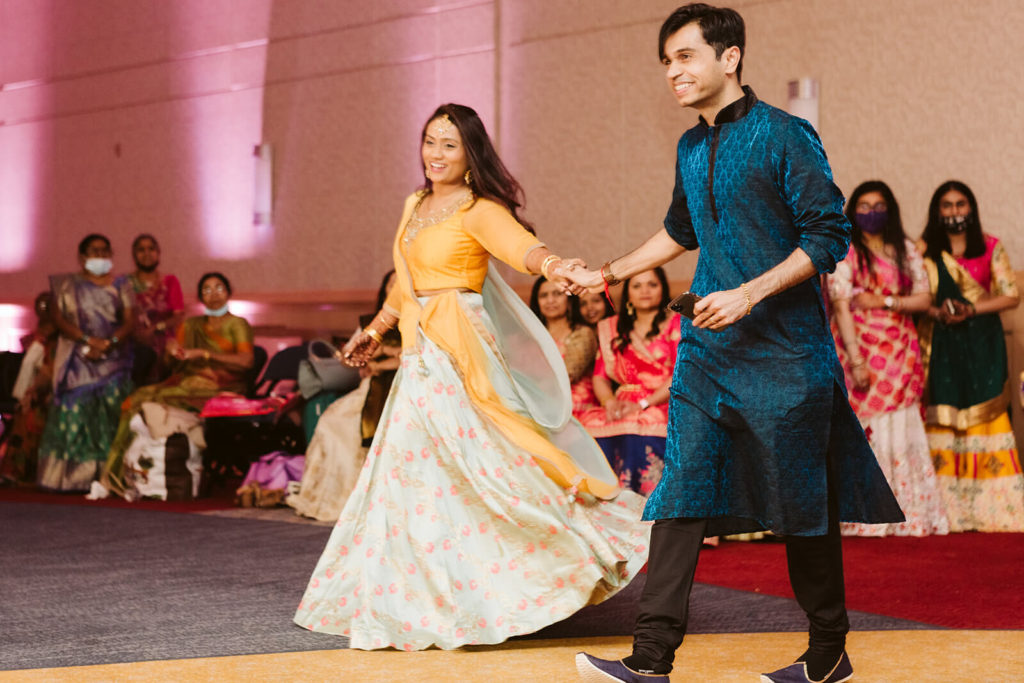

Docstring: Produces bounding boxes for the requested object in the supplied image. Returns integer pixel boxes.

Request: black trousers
[632,448,849,670]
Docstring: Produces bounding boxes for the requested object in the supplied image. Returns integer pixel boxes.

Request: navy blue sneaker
[575,653,670,682]
[760,651,853,683]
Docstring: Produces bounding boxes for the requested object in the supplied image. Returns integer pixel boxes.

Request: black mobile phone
[668,291,702,319]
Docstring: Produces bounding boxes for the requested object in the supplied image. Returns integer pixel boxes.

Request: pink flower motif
[491,563,501,574]
[325,569,335,579]
[416,504,426,515]
[421,448,431,459]
[455,628,465,638]
[407,563,417,575]
[390,583,399,594]
[478,522,488,534]
[555,577,565,588]
[433,381,444,394]
[454,580,463,590]
[549,524,559,534]
[338,597,347,607]
[496,616,504,626]
[311,578,319,588]
[511,496,520,506]
[421,616,431,627]
[340,545,349,555]
[366,548,375,558]
[443,539,452,550]
[321,617,329,626]
[417,397,427,407]
[478,617,487,628]
[435,487,443,498]
[374,585,384,596]
[469,579,478,590]
[403,643,414,652]
[525,543,535,554]
[405,451,415,462]
[518,599,528,610]
[535,596,545,606]
[467,428,477,439]
[435,596,445,607]
[446,385,457,395]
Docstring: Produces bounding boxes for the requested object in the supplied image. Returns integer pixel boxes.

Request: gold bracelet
[540,254,560,280]
[365,328,384,344]
[204,350,210,361]
[740,282,753,316]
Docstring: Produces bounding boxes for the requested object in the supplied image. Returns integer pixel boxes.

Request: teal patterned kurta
[648,88,903,536]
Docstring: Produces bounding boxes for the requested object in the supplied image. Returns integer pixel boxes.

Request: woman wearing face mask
[826,181,948,536]
[918,180,1024,532]
[100,271,254,498]
[37,234,136,491]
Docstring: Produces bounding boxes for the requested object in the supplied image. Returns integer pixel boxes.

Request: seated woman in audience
[37,234,135,491]
[579,289,614,326]
[827,180,948,536]
[0,293,58,485]
[102,272,254,496]
[579,267,679,494]
[918,180,1024,531]
[288,270,401,521]
[128,233,184,383]
[529,276,598,417]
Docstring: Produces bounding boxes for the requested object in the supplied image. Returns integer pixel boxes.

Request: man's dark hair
[659,3,745,82]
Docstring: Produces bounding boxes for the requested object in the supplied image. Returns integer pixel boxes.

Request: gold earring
[464,169,472,185]
[626,301,635,316]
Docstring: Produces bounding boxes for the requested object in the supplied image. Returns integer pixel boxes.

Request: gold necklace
[403,190,474,245]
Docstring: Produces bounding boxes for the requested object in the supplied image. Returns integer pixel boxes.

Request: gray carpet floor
[0,502,930,671]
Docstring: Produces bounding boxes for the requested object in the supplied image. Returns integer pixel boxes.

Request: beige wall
[1,0,1022,311]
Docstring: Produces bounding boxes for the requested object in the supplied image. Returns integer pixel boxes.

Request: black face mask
[941,213,975,235]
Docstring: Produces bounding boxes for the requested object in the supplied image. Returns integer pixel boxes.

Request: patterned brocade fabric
[651,90,902,536]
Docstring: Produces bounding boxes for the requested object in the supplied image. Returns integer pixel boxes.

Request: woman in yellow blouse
[294,104,649,651]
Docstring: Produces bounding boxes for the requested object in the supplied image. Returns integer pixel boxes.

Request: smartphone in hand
[668,292,702,320]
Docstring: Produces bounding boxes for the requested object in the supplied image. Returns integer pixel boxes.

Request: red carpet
[695,534,1024,629]
[0,487,234,513]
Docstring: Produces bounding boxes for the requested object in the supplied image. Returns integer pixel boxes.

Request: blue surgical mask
[204,304,229,317]
[855,211,888,235]
[84,257,113,276]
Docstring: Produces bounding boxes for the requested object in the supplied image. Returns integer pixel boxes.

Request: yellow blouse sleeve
[381,281,401,317]
[462,199,544,273]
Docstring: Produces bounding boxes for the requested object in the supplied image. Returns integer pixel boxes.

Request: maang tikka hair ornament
[433,113,454,138]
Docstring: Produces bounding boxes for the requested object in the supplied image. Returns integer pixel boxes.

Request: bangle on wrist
[110,335,119,346]
[540,254,560,280]
[365,328,384,345]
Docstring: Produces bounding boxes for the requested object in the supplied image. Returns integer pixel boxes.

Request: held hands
[928,299,973,325]
[555,260,604,295]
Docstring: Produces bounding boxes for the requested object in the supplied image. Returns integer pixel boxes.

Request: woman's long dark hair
[529,277,587,330]
[374,269,396,311]
[614,267,671,351]
[922,180,986,262]
[420,103,535,234]
[845,180,911,294]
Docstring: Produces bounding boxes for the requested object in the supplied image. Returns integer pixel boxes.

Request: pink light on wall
[0,124,47,271]
[0,304,32,352]
[168,5,273,260]
[0,1,55,273]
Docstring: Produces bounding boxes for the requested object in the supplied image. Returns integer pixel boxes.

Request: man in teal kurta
[572,5,903,683]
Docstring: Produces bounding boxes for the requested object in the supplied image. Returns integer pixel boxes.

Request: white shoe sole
[575,653,628,682]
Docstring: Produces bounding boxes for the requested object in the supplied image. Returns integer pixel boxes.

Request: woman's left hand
[850,292,884,310]
[342,331,380,368]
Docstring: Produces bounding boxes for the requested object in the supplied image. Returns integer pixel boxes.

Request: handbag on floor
[297,339,360,399]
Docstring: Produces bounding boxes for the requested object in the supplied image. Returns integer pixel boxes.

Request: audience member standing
[579,290,614,326]
[38,234,135,491]
[919,180,1024,531]
[530,276,599,418]
[827,181,948,536]
[578,268,679,495]
[0,293,58,485]
[128,234,184,382]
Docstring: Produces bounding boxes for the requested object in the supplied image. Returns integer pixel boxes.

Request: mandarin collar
[699,85,758,128]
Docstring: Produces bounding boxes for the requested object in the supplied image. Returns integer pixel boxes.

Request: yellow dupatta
[390,197,621,500]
